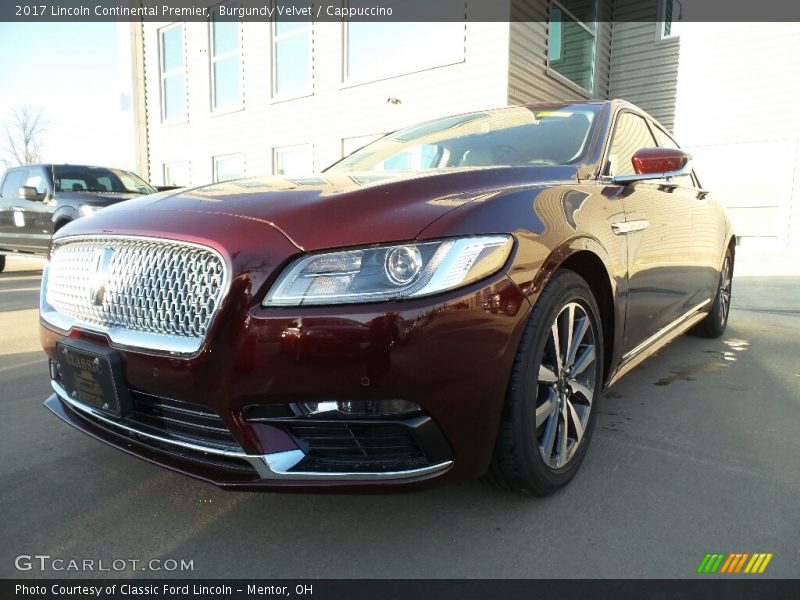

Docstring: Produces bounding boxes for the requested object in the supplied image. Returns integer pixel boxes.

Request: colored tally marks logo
[697,552,774,574]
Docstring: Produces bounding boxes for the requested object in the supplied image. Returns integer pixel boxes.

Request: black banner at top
[1,0,800,23]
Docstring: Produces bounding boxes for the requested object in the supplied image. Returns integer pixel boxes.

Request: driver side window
[607,112,657,176]
[23,168,49,199]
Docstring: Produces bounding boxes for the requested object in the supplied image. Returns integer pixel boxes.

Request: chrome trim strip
[621,299,712,363]
[602,162,694,185]
[49,381,452,482]
[40,234,232,357]
[52,380,244,454]
[611,219,650,235]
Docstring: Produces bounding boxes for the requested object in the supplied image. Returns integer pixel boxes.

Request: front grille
[127,391,239,449]
[46,236,227,343]
[285,422,429,471]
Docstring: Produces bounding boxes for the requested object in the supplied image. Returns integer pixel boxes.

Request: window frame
[272,144,314,176]
[657,0,679,41]
[209,10,243,114]
[212,153,244,183]
[23,166,51,199]
[158,22,187,124]
[603,109,659,177]
[271,4,313,102]
[163,161,191,187]
[341,7,466,87]
[341,133,385,159]
[546,0,598,98]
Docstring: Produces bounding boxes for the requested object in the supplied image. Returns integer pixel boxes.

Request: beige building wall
[141,19,511,188]
[611,19,800,253]
[671,22,800,251]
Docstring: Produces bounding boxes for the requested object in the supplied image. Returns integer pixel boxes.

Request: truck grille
[45,236,227,349]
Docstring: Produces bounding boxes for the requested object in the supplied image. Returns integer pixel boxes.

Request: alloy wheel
[719,256,732,325]
[535,302,597,469]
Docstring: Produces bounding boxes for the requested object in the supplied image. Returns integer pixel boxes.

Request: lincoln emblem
[89,247,114,306]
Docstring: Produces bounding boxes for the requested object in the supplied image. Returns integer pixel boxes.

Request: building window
[272,1,312,99]
[547,0,597,94]
[659,0,682,39]
[159,23,186,122]
[210,13,242,111]
[213,154,244,182]
[163,161,190,187]
[342,134,384,158]
[273,145,313,176]
[344,0,464,84]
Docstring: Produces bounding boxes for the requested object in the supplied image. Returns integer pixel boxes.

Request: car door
[0,168,28,249]
[650,126,724,304]
[19,166,55,251]
[605,111,698,356]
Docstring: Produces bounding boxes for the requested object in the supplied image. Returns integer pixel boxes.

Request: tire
[691,248,733,339]
[0,255,5,273]
[54,219,71,232]
[489,270,604,496]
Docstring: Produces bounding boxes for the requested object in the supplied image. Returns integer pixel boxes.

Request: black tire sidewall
[507,272,604,494]
[697,248,733,338]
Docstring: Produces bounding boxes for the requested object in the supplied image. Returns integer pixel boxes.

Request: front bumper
[41,273,530,492]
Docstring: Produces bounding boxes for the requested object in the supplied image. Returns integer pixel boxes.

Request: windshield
[327,104,601,173]
[52,166,155,194]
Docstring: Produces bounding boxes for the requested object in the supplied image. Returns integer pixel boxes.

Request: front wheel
[489,270,604,496]
[0,255,5,273]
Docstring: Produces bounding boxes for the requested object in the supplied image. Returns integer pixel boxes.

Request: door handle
[611,220,649,235]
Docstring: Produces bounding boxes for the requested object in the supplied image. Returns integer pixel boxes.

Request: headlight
[264,235,513,306]
[78,205,100,218]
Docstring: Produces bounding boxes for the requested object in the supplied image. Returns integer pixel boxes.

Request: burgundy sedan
[39,100,734,495]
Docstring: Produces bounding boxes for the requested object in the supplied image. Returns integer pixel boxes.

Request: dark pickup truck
[0,164,157,271]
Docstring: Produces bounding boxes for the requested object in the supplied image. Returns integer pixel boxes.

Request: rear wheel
[490,270,604,496]
[692,248,733,339]
[0,255,5,273]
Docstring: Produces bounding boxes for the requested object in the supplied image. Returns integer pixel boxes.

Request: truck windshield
[52,166,155,194]
[326,104,601,173]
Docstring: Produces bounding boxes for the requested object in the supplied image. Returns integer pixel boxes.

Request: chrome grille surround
[41,235,229,355]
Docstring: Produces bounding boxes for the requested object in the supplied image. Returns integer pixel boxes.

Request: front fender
[52,205,79,227]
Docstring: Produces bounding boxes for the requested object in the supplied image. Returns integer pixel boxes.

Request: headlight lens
[264,235,513,306]
[78,205,100,218]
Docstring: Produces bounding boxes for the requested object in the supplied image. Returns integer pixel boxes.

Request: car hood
[87,167,576,251]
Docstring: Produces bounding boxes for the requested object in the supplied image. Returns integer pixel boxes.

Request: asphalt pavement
[1,255,798,579]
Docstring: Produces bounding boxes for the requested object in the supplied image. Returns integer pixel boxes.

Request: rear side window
[652,124,694,186]
[607,112,657,176]
[1,170,25,199]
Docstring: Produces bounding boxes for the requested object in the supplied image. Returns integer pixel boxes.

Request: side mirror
[611,147,692,184]
[18,186,39,201]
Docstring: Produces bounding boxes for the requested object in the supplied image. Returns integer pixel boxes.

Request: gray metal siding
[508,0,612,105]
[608,0,680,132]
